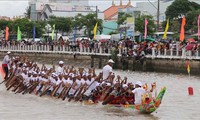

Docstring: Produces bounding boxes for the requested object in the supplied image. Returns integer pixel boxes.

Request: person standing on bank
[2,51,11,79]
[102,59,115,81]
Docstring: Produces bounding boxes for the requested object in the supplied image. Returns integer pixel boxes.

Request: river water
[0,68,200,120]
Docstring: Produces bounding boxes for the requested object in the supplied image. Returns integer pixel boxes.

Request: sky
[0,0,155,18]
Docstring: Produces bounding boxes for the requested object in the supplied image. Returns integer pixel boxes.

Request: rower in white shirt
[132,81,146,105]
[57,61,64,74]
[102,59,115,81]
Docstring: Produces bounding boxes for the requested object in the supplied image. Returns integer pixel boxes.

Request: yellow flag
[93,22,98,40]
[162,19,169,39]
[187,64,190,74]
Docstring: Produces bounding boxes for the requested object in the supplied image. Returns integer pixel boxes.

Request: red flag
[5,27,9,41]
[144,18,148,39]
[198,15,200,40]
[180,16,186,41]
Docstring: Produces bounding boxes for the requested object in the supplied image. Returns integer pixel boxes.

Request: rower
[57,61,64,74]
[102,59,114,82]
[2,51,11,79]
[131,81,146,105]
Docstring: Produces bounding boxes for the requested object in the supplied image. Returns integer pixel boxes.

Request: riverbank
[0,52,199,76]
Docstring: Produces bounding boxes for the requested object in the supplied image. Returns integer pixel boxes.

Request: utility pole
[157,0,160,32]
[96,6,98,20]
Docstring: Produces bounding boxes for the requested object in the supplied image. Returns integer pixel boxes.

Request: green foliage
[165,0,200,32]
[48,16,72,34]
[24,6,31,19]
[117,12,132,26]
[72,13,103,38]
[135,15,156,35]
[165,0,192,19]
[0,18,46,38]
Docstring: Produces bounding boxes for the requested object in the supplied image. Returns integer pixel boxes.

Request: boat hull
[106,87,166,114]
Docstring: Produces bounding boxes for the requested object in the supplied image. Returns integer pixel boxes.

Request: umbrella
[99,39,109,43]
[185,43,195,50]
[145,38,155,42]
[187,38,195,43]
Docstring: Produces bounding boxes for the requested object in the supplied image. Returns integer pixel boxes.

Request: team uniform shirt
[102,65,112,80]
[2,55,10,67]
[49,77,57,91]
[57,66,64,74]
[56,78,63,94]
[84,80,100,96]
[21,73,28,85]
[132,87,146,105]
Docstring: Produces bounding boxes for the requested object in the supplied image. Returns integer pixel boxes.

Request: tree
[72,13,103,38]
[135,15,156,36]
[24,6,31,19]
[117,12,132,26]
[165,0,200,33]
[48,16,72,35]
[185,9,200,33]
[34,21,46,38]
[165,0,200,19]
[0,20,9,31]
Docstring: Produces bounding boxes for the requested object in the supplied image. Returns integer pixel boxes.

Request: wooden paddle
[74,80,96,102]
[51,82,62,97]
[40,86,51,97]
[68,84,83,102]
[62,81,76,101]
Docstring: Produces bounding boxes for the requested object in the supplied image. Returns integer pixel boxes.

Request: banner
[198,15,200,40]
[144,18,148,39]
[17,26,21,41]
[180,16,186,41]
[51,24,55,40]
[93,22,98,40]
[5,27,9,41]
[33,26,36,41]
[162,19,169,39]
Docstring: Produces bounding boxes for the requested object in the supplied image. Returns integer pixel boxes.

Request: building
[0,16,10,21]
[136,0,200,22]
[29,0,103,21]
[103,0,132,21]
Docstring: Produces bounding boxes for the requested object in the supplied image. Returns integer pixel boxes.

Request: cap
[135,81,142,87]
[108,59,115,63]
[123,84,128,88]
[106,83,111,86]
[59,61,64,64]
[7,51,11,54]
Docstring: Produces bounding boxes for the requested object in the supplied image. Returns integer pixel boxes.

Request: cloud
[0,1,28,17]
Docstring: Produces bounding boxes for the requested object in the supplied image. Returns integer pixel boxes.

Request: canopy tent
[95,34,111,41]
[145,38,156,42]
[187,38,195,43]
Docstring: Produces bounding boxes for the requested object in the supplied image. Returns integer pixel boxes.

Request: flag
[5,27,9,41]
[187,63,190,74]
[198,15,200,40]
[33,26,36,41]
[17,26,21,41]
[144,18,148,39]
[74,27,76,41]
[162,19,169,39]
[186,61,190,74]
[51,24,55,40]
[93,22,98,40]
[180,16,186,41]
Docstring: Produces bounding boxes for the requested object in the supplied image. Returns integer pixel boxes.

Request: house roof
[103,5,131,21]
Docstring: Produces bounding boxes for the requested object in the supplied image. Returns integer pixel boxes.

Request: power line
[147,0,158,10]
